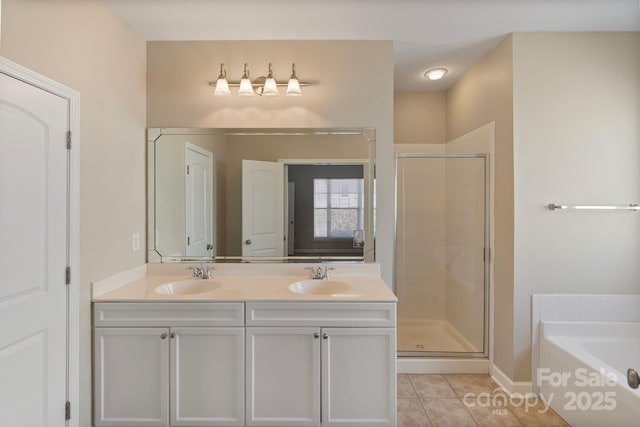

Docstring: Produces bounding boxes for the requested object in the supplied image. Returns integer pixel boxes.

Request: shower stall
[396,153,489,358]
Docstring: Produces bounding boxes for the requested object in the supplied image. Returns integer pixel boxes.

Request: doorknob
[245,239,252,245]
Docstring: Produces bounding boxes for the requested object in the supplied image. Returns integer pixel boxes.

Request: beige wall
[446,35,515,377]
[0,0,146,425]
[512,32,640,381]
[394,92,446,144]
[146,40,395,282]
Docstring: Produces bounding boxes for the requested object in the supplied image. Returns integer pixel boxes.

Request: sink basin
[288,279,352,295]
[154,279,221,296]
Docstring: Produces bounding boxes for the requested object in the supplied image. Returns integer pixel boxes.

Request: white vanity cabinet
[245,302,397,427]
[93,303,245,427]
[93,300,396,427]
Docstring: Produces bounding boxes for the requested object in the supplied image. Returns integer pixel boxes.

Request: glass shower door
[396,154,488,357]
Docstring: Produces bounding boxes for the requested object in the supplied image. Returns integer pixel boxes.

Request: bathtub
[539,321,640,427]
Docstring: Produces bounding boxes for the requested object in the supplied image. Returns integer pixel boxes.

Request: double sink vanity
[92,263,397,427]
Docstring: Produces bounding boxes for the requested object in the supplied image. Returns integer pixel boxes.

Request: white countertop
[92,264,397,303]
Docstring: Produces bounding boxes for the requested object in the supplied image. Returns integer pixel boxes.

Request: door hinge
[65,401,71,420]
[66,131,72,150]
[65,266,71,285]
[186,165,190,175]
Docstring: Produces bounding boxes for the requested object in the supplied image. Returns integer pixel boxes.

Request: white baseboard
[490,362,533,395]
[397,358,489,374]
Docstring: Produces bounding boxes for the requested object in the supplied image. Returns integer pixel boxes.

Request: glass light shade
[238,77,254,96]
[213,77,230,96]
[238,63,254,96]
[425,68,448,81]
[286,77,302,96]
[262,77,279,96]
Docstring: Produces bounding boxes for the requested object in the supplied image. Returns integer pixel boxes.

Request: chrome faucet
[308,265,329,280]
[189,264,214,280]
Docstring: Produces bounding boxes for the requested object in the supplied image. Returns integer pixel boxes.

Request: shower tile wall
[444,158,486,352]
[396,158,446,322]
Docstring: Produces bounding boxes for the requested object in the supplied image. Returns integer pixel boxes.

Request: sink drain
[416,344,424,349]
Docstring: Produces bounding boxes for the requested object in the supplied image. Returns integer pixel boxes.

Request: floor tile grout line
[407,375,435,426]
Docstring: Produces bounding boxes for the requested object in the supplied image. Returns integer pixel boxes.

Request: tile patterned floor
[398,374,570,427]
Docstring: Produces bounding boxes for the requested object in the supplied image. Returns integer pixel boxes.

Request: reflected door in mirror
[185,143,214,256]
[242,160,285,256]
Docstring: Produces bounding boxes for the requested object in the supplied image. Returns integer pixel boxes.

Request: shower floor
[397,319,479,353]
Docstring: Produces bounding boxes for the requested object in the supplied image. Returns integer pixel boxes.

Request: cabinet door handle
[322,333,329,340]
[160,333,168,340]
[313,332,320,339]
[170,332,176,339]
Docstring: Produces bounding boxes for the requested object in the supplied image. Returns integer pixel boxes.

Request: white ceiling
[104,0,640,91]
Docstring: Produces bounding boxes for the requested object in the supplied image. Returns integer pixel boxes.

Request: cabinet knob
[245,239,252,245]
[160,333,168,340]
[313,332,320,339]
[323,333,329,340]
[170,332,176,339]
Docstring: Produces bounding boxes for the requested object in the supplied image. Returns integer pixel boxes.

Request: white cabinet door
[94,328,170,426]
[246,327,320,426]
[171,327,244,426]
[321,328,396,427]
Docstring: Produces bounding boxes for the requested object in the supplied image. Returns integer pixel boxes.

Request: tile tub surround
[531,294,640,393]
[397,374,569,427]
[92,262,396,302]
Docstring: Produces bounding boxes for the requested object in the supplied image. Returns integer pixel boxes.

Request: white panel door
[321,328,396,427]
[94,328,170,426]
[242,160,284,256]
[246,327,320,426]
[171,327,244,426]
[185,143,214,256]
[0,72,68,427]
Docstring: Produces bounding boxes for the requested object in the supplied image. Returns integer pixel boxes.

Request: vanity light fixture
[424,67,448,81]
[261,63,279,96]
[210,62,310,96]
[213,63,231,96]
[238,63,255,96]
[286,63,303,96]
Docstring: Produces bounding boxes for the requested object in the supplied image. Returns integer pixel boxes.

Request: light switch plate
[131,233,140,251]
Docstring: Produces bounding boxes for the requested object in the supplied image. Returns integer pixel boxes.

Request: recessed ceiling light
[424,68,448,81]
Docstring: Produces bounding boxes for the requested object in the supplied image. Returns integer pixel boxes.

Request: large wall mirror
[147,128,376,263]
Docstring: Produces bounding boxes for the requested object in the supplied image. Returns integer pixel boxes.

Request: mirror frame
[147,127,376,263]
